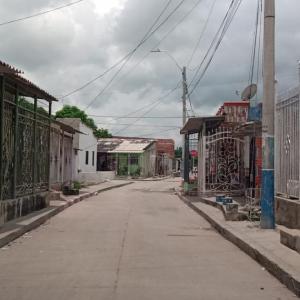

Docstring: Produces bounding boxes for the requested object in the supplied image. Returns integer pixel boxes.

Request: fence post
[12,86,19,198]
[0,76,4,200]
[32,97,37,194]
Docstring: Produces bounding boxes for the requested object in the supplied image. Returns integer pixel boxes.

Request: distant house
[155,139,175,176]
[57,118,99,184]
[50,120,82,189]
[97,138,156,178]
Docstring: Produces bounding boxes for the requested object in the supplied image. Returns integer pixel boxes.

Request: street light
[150,49,183,72]
[150,48,189,187]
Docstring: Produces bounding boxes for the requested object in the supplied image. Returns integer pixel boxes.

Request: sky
[0,0,299,145]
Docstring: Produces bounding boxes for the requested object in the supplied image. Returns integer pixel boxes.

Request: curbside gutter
[177,193,300,298]
[0,182,133,249]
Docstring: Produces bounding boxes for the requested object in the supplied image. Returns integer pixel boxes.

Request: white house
[57,118,99,184]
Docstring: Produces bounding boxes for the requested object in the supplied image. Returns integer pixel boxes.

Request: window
[92,151,95,166]
[85,151,89,165]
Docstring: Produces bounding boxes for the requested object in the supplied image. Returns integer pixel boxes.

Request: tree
[18,97,49,116]
[175,146,182,158]
[55,105,112,138]
[94,128,112,138]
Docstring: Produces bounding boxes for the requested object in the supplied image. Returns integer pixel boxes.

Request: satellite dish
[241,84,257,100]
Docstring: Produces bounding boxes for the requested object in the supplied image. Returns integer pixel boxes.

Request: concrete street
[0,179,296,300]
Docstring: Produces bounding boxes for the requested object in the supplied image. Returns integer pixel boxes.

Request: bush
[73,181,81,190]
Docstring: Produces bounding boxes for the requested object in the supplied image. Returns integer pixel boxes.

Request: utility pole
[182,66,187,171]
[182,66,187,127]
[261,0,275,229]
[182,67,189,191]
[298,60,300,85]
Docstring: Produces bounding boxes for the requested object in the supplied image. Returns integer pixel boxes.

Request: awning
[180,116,225,135]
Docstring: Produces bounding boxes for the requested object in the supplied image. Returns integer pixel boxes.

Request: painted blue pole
[261,0,275,229]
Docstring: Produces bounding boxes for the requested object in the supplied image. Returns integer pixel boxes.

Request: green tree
[55,105,112,138]
[18,97,49,116]
[175,146,182,158]
[94,128,112,138]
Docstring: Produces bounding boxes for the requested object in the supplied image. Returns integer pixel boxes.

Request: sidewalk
[178,194,300,297]
[0,180,133,249]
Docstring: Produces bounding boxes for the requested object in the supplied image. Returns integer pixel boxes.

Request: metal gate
[276,87,300,199]
[202,128,245,193]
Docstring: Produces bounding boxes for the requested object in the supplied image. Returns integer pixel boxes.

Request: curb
[0,182,133,249]
[177,193,300,298]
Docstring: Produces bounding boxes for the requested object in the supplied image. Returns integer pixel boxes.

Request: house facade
[97,138,156,178]
[57,118,98,184]
[50,120,78,190]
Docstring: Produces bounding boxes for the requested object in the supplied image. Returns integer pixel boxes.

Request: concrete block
[276,196,300,229]
[280,228,300,254]
[48,191,61,201]
[225,203,239,214]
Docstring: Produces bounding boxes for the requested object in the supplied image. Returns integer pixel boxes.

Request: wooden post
[32,97,37,194]
[128,153,130,176]
[61,130,65,184]
[48,101,52,191]
[0,76,5,200]
[12,86,19,198]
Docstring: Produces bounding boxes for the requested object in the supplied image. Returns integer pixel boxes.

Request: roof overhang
[0,60,58,102]
[180,116,225,135]
[53,119,85,135]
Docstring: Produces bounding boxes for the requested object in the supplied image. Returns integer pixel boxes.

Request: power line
[98,0,203,123]
[248,0,261,86]
[109,0,204,89]
[188,0,242,96]
[0,0,85,27]
[58,0,184,131]
[189,0,241,90]
[59,0,185,101]
[97,123,180,128]
[112,82,181,134]
[144,127,179,137]
[186,0,217,68]
[89,115,182,119]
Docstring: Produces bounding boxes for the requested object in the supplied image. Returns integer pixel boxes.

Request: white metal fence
[276,86,300,199]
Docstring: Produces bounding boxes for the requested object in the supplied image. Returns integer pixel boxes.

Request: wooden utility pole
[182,67,190,191]
[261,0,275,229]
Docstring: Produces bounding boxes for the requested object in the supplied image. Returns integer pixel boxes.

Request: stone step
[48,191,61,201]
[280,227,300,254]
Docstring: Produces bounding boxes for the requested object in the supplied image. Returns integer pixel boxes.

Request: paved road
[0,179,296,300]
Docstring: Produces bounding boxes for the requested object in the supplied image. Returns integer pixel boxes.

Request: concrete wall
[0,192,49,225]
[276,196,300,229]
[56,119,98,184]
[142,144,156,177]
[76,122,97,175]
[97,171,116,181]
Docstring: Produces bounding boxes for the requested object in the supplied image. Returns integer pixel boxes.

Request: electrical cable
[186,0,217,69]
[0,0,86,27]
[59,0,185,100]
[112,82,181,134]
[89,115,182,119]
[248,0,260,87]
[109,0,204,90]
[188,0,242,96]
[96,123,180,128]
[58,0,184,132]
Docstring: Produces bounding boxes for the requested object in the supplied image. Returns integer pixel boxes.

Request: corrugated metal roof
[98,138,154,153]
[180,116,225,135]
[0,60,58,102]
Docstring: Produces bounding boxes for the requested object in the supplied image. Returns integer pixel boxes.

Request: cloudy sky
[0,0,299,144]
